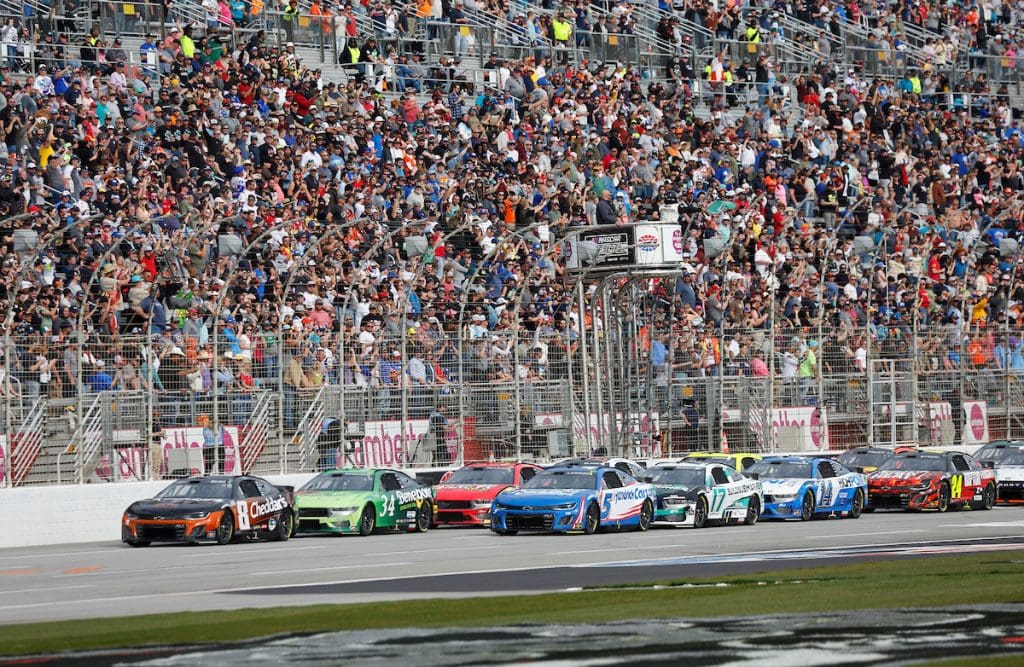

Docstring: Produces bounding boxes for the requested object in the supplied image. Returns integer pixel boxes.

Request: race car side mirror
[980,461,995,469]
[748,473,760,480]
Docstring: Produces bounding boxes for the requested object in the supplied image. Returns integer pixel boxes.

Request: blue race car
[490,465,655,535]
[746,456,867,520]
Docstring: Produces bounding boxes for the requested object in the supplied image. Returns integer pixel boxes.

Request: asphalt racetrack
[1,508,1022,625]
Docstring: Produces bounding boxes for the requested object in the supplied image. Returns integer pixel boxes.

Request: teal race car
[293,468,435,536]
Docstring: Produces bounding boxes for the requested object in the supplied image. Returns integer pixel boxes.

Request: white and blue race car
[746,456,867,520]
[643,461,763,528]
[490,465,655,535]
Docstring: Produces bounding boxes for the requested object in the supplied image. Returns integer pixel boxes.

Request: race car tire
[637,500,653,532]
[937,483,950,512]
[981,484,996,510]
[799,492,814,521]
[216,511,235,545]
[359,505,376,536]
[129,540,151,548]
[270,511,292,542]
[849,489,864,519]
[584,503,600,535]
[414,501,432,532]
[744,496,760,526]
[693,496,708,529]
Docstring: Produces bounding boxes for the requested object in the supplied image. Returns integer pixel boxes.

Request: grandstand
[0,0,1020,487]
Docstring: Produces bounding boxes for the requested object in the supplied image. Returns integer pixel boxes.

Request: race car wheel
[216,511,235,545]
[414,501,432,532]
[744,496,760,526]
[271,511,292,542]
[849,490,864,519]
[693,496,708,529]
[981,484,995,510]
[637,500,653,532]
[359,505,376,536]
[799,492,814,521]
[584,503,600,535]
[937,483,950,512]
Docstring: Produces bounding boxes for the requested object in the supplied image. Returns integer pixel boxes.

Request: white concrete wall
[0,474,317,549]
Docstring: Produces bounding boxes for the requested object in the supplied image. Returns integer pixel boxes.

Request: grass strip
[1,551,1022,656]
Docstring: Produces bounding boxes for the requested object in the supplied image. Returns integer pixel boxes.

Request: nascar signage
[563,223,684,273]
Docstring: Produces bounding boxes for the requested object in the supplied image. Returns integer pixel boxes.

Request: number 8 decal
[236,500,251,530]
[949,474,963,499]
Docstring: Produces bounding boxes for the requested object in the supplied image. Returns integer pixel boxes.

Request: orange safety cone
[721,429,730,454]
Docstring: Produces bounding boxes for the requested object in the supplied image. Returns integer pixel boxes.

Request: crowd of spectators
[0,0,1019,422]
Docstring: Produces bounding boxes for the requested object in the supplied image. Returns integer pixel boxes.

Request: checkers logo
[637,234,659,252]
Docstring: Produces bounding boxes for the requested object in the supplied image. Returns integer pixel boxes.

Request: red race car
[867,451,996,512]
[433,462,543,527]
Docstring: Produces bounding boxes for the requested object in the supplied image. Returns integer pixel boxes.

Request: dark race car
[867,451,996,512]
[122,475,295,546]
[835,446,901,474]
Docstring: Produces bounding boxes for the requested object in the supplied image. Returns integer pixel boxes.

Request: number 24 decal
[949,475,963,499]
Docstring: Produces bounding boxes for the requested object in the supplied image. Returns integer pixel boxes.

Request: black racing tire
[129,540,151,548]
[584,503,600,535]
[981,484,995,511]
[216,511,235,545]
[937,483,950,512]
[270,511,292,541]
[359,504,376,536]
[744,496,760,526]
[799,492,815,521]
[414,501,432,532]
[849,489,864,519]
[637,500,653,532]
[693,496,708,529]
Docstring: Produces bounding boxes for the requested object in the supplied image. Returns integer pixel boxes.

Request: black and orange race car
[867,451,996,512]
[122,475,295,546]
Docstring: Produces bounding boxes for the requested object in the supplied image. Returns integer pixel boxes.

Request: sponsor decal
[250,495,289,518]
[609,487,652,502]
[671,228,682,254]
[396,487,432,504]
[636,234,660,252]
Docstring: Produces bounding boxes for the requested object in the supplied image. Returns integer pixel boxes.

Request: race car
[973,441,1024,504]
[433,462,544,526]
[867,451,997,512]
[680,451,763,471]
[122,475,295,547]
[552,457,646,477]
[293,468,434,536]
[490,464,655,535]
[835,446,900,473]
[643,461,762,528]
[746,456,867,520]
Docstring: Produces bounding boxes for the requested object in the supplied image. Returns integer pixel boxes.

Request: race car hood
[654,484,703,500]
[867,470,942,486]
[996,465,1024,483]
[294,490,374,508]
[494,488,587,507]
[435,484,510,502]
[760,479,810,495]
[126,499,226,518]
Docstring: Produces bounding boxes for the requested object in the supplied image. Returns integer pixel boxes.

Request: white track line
[249,561,412,576]
[1,584,94,595]
[180,545,327,557]
[804,530,926,539]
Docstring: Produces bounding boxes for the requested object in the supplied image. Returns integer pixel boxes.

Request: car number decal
[236,500,251,530]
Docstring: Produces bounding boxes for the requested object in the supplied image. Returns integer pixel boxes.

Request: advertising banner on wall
[336,419,431,469]
[963,401,990,446]
[0,434,7,488]
[921,402,954,446]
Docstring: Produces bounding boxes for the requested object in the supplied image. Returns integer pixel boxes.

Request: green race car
[293,468,435,536]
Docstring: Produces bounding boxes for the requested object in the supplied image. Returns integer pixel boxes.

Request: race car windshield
[645,467,706,486]
[523,471,594,490]
[158,479,234,499]
[974,445,1022,462]
[1000,453,1024,466]
[837,451,891,469]
[876,457,947,472]
[303,473,375,492]
[746,461,813,479]
[446,467,514,485]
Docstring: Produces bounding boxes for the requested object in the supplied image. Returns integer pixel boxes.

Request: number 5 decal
[949,474,963,499]
[235,501,251,530]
